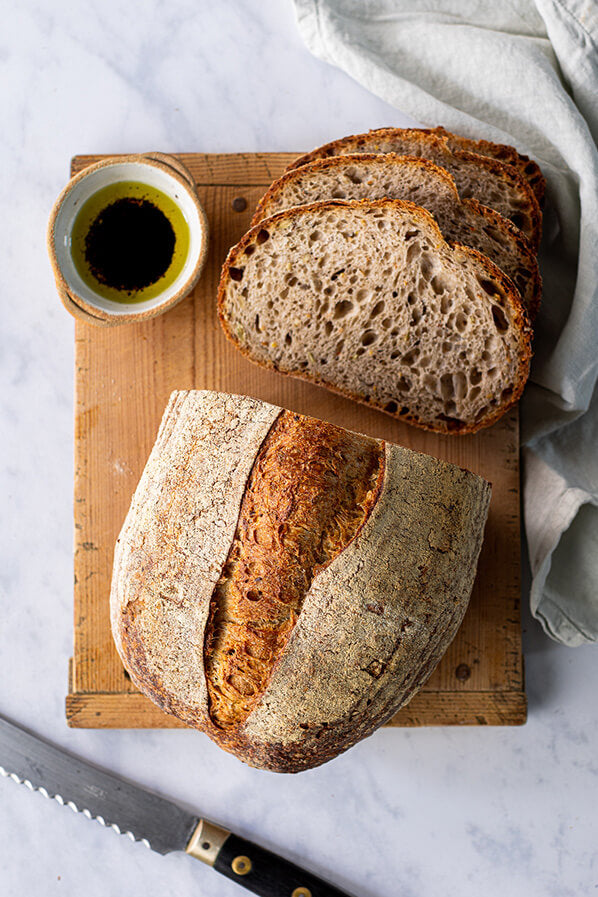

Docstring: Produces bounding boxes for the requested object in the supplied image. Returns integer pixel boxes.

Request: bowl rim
[47,153,209,326]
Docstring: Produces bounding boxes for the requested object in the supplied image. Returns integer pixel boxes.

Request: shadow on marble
[520,529,567,715]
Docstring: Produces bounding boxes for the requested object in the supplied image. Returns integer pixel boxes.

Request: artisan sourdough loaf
[219,198,532,435]
[111,390,491,772]
[252,153,541,320]
[288,127,542,251]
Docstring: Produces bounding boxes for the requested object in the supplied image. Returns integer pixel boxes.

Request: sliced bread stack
[218,127,543,435]
[252,154,541,321]
[424,125,545,206]
[288,127,544,249]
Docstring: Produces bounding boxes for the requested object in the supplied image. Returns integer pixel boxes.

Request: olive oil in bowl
[71,181,190,304]
[48,154,209,325]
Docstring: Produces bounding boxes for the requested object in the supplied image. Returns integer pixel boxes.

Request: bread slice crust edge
[250,153,541,320]
[287,127,542,252]
[218,198,533,436]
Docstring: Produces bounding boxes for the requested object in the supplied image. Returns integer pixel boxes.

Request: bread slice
[111,389,491,771]
[252,153,541,320]
[218,199,532,435]
[425,126,545,206]
[288,128,542,251]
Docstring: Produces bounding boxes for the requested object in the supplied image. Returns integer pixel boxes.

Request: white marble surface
[0,1,596,895]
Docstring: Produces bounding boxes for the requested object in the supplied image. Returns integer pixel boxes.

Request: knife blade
[0,713,353,897]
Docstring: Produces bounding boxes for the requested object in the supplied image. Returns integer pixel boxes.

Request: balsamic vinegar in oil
[71,181,190,303]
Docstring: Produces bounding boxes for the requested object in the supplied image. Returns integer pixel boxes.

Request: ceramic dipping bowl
[47,153,209,326]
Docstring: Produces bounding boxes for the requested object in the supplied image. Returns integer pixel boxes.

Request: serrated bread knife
[0,713,352,897]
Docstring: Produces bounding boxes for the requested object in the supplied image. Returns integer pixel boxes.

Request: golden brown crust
[111,391,492,772]
[218,198,533,436]
[204,410,384,730]
[287,127,542,252]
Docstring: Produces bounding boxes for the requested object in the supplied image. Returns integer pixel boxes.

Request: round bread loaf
[111,390,491,772]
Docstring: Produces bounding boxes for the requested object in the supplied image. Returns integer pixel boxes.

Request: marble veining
[0,1,596,895]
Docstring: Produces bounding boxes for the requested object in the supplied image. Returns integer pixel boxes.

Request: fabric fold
[293,0,598,644]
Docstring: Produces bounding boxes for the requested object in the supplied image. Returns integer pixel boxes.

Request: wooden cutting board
[66,152,526,729]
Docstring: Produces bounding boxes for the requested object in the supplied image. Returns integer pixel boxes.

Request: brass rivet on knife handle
[185,818,231,866]
[231,855,252,875]
[292,888,312,897]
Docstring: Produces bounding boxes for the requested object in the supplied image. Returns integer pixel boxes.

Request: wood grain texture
[65,691,526,728]
[69,152,526,729]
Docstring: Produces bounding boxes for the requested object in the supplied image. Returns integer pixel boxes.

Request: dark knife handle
[213,832,353,897]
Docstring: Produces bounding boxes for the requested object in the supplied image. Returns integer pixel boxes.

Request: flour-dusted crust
[110,390,281,727]
[287,127,542,252]
[111,391,491,772]
[240,442,491,771]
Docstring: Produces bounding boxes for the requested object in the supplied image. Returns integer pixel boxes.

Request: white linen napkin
[293,0,598,645]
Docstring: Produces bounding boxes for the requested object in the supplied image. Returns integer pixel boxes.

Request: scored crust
[203,410,385,730]
[110,391,281,729]
[111,390,491,772]
[240,440,491,771]
[218,198,533,435]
